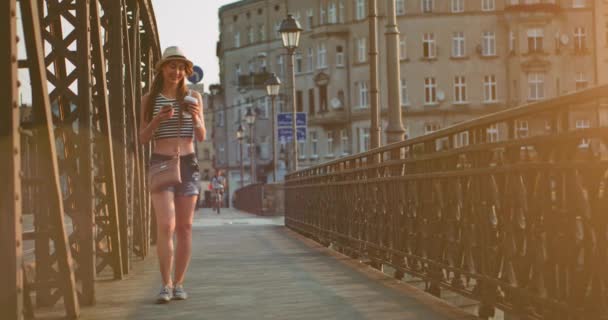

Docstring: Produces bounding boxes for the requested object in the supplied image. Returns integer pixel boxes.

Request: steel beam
[0,1,23,319]
[91,0,125,279]
[19,0,79,317]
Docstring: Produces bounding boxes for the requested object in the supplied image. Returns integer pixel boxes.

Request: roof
[219,0,264,15]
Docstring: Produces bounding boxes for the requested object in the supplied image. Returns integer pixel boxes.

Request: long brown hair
[144,62,193,122]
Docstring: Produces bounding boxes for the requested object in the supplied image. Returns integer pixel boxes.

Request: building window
[258,24,266,42]
[574,27,586,52]
[509,30,515,53]
[339,1,345,23]
[528,72,544,101]
[482,31,496,56]
[516,120,529,138]
[357,81,369,107]
[423,33,436,58]
[454,76,467,104]
[306,9,314,30]
[234,64,242,84]
[400,78,410,106]
[482,0,495,11]
[336,46,345,67]
[357,37,367,62]
[359,128,370,152]
[573,0,586,8]
[400,36,407,59]
[396,0,406,15]
[296,91,303,112]
[425,123,440,134]
[424,77,437,105]
[454,131,469,148]
[308,89,315,115]
[298,140,306,159]
[452,32,465,57]
[217,110,224,127]
[295,53,303,73]
[307,48,314,72]
[575,72,587,91]
[311,131,318,157]
[484,75,497,102]
[451,0,464,13]
[274,21,281,39]
[277,55,284,77]
[576,119,590,129]
[356,0,366,20]
[247,26,254,44]
[254,96,270,119]
[234,31,240,48]
[317,43,327,68]
[319,85,328,112]
[328,2,337,23]
[422,0,433,13]
[320,3,326,25]
[486,124,498,142]
[340,129,349,155]
[326,130,334,156]
[527,28,543,53]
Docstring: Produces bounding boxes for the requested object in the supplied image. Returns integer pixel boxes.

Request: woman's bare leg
[173,195,197,285]
[152,191,176,287]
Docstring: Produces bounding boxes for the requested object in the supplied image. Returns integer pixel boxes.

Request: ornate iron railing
[285,86,608,320]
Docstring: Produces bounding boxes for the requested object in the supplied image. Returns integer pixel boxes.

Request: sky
[152,0,236,89]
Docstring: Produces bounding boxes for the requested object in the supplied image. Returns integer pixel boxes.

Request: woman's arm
[139,94,165,144]
[192,91,206,142]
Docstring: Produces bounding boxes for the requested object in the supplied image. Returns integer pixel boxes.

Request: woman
[139,46,206,303]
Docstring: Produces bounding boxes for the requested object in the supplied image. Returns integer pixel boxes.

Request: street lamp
[279,14,302,172]
[265,73,281,182]
[245,107,256,184]
[236,125,244,188]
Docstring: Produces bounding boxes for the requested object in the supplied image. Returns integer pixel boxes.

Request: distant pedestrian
[139,46,206,303]
[210,169,226,213]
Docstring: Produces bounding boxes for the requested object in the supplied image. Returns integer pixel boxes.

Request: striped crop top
[152,94,194,140]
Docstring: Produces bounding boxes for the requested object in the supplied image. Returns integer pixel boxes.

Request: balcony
[309,109,349,126]
[505,2,561,13]
[238,71,271,89]
[310,23,350,39]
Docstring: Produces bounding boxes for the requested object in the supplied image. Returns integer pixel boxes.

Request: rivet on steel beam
[17,80,21,87]
[13,102,18,108]
[16,240,21,247]
[15,193,19,201]
[11,10,16,17]
[16,36,19,43]
[11,55,17,63]
[14,147,19,155]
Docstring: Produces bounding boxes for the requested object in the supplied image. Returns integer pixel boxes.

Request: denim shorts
[149,153,200,196]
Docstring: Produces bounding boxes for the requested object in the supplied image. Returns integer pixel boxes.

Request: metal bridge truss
[1,0,160,319]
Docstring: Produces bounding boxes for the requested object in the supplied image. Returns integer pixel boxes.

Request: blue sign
[277,112,307,127]
[188,65,204,84]
[278,127,306,143]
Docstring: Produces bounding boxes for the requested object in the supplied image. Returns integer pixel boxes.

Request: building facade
[189,84,215,181]
[215,0,603,190]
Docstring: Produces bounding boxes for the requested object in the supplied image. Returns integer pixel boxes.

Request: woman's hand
[181,100,200,118]
[154,105,174,122]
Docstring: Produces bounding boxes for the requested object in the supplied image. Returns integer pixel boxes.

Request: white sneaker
[156,285,172,303]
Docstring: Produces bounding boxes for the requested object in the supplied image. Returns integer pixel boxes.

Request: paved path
[79,208,475,320]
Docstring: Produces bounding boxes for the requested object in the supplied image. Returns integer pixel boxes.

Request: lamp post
[236,125,244,188]
[265,73,281,182]
[279,14,302,172]
[245,107,256,184]
[208,84,221,169]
